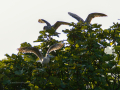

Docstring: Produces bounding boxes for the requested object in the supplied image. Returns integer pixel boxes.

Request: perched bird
[18,43,64,66]
[38,19,70,30]
[68,12,107,24]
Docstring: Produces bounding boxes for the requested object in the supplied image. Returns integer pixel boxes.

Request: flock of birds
[18,12,107,66]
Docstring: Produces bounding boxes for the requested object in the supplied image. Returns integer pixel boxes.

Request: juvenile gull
[38,19,70,30]
[68,12,107,24]
[18,43,64,66]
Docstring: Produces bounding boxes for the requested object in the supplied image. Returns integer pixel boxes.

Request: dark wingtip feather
[101,13,107,16]
[38,19,45,23]
[68,12,71,14]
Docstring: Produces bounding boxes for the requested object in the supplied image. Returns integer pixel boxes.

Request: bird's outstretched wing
[68,12,84,22]
[38,19,51,26]
[46,43,64,54]
[53,21,70,30]
[85,13,107,24]
[18,47,43,60]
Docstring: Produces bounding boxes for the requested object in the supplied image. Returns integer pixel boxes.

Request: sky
[0,0,120,60]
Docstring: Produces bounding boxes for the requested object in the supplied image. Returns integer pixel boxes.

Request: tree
[1,21,120,89]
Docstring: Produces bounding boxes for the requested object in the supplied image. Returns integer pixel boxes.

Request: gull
[18,43,64,66]
[68,12,107,24]
[38,19,70,30]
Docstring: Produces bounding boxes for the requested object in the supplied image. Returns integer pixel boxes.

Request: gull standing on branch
[18,43,64,66]
[68,12,107,24]
[38,19,70,30]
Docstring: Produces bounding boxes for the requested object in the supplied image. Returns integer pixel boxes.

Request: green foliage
[1,22,120,89]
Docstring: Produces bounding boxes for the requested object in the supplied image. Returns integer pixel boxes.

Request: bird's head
[45,54,54,58]
[46,54,50,58]
[43,26,52,30]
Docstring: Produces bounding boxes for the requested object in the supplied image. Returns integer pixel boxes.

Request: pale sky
[0,0,120,60]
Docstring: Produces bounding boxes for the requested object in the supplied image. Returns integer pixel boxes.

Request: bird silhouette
[68,12,107,24]
[18,43,64,66]
[38,19,70,30]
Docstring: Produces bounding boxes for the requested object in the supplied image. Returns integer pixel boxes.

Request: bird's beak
[48,55,54,58]
[17,48,20,51]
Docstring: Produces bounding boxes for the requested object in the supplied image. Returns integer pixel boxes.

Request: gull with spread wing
[38,19,70,30]
[68,12,107,24]
[18,43,64,66]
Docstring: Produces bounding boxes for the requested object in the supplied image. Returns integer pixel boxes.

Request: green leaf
[14,69,24,75]
[3,80,11,84]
